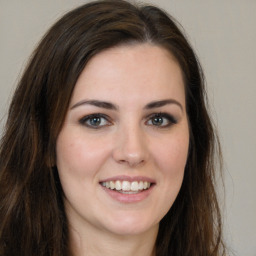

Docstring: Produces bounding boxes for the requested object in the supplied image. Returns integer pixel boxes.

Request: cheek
[156,134,189,176]
[153,134,189,214]
[56,132,111,179]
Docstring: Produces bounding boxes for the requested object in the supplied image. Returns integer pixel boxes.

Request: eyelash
[146,113,177,128]
[79,112,177,129]
[79,113,112,129]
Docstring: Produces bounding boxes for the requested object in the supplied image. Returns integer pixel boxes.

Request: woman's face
[56,44,189,238]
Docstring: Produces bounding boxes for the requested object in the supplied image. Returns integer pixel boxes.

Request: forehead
[70,43,185,107]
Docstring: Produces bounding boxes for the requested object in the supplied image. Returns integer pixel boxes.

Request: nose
[112,125,149,168]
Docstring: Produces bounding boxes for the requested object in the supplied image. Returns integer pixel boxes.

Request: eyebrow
[144,99,183,112]
[71,100,118,110]
[70,99,183,112]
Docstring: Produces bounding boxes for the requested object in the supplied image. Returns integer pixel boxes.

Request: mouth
[100,180,152,194]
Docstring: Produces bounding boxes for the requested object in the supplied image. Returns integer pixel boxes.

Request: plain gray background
[0,1,255,255]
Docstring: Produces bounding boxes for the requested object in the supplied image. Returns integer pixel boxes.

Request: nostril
[112,132,148,167]
[116,156,145,168]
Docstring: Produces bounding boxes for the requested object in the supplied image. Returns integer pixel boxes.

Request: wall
[0,0,255,255]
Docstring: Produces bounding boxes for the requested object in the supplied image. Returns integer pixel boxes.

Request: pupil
[90,117,101,126]
[153,116,163,125]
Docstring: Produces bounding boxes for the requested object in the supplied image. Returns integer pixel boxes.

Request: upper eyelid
[146,112,177,121]
[79,113,111,123]
[78,112,178,124]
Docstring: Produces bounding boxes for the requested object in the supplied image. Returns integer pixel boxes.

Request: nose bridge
[112,121,148,167]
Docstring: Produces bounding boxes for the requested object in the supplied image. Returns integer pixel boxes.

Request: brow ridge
[71,100,118,110]
[144,99,183,111]
[71,98,183,112]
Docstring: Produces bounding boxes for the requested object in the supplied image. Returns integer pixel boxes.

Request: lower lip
[101,185,154,203]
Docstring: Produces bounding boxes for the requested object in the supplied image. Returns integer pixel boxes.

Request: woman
[0,0,226,255]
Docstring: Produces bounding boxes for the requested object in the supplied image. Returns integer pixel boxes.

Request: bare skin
[56,43,189,256]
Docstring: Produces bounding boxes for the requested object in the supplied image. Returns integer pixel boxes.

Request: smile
[101,180,151,193]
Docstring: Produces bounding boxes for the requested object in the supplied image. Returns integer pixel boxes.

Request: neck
[69,223,158,256]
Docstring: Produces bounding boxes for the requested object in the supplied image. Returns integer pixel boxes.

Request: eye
[79,114,111,129]
[146,113,177,128]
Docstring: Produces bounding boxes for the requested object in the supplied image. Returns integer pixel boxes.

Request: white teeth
[122,181,130,191]
[110,181,115,189]
[102,180,152,192]
[131,181,139,191]
[138,181,144,190]
[115,180,122,191]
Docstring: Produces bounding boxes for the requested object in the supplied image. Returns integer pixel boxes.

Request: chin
[104,214,159,236]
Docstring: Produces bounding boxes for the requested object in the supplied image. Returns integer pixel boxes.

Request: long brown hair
[0,1,225,255]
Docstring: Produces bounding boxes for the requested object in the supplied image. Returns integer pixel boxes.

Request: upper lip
[99,175,156,183]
